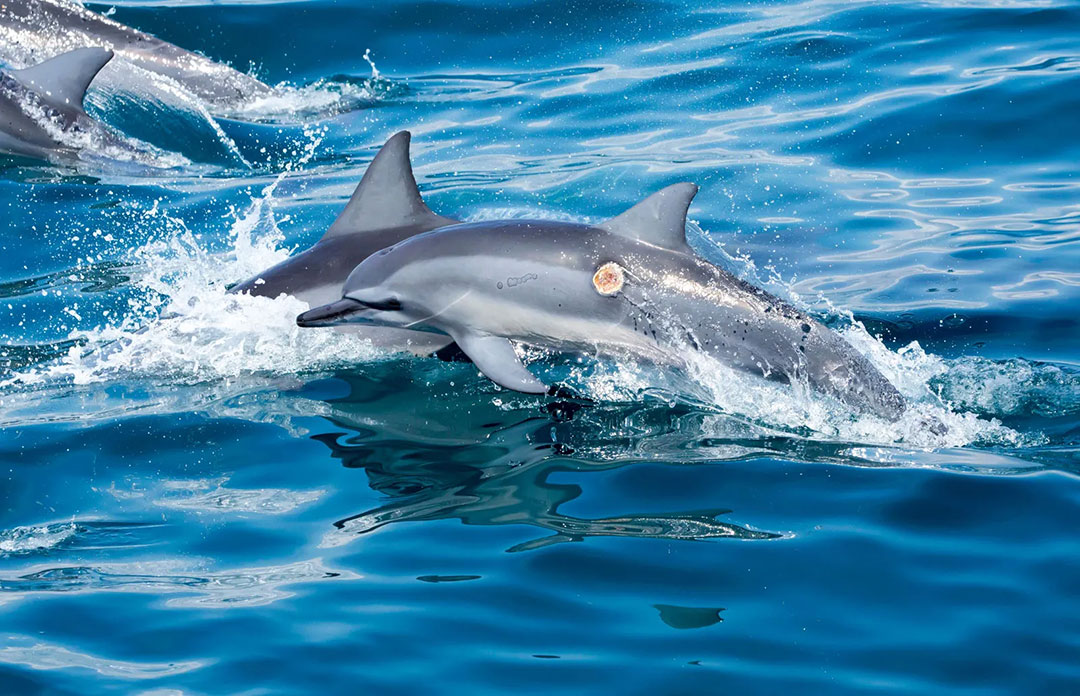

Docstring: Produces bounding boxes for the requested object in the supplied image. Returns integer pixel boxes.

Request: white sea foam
[232,79,381,122]
[0,523,79,556]
[4,181,383,392]
[561,321,1033,450]
[223,51,391,123]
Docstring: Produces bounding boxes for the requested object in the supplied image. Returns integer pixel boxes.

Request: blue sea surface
[1,0,1079,693]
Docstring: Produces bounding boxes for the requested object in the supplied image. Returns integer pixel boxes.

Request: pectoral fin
[451,332,547,394]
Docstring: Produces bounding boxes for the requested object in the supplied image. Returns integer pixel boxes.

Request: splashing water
[3,185,384,392]
[218,50,398,123]
[0,523,78,557]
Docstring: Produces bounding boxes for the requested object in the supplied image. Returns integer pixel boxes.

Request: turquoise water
[2,0,1080,693]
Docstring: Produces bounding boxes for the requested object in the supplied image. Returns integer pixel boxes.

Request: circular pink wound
[592,262,625,295]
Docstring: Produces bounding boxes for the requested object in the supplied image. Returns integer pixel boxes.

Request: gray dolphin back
[0,0,271,109]
[594,185,906,418]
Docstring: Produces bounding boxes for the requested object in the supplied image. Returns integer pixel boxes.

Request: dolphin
[297,177,908,420]
[0,0,272,113]
[232,131,459,354]
[0,46,123,160]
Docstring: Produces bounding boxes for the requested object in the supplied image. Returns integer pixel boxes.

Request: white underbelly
[341,325,453,356]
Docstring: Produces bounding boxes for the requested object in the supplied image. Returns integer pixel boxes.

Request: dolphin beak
[296,298,367,328]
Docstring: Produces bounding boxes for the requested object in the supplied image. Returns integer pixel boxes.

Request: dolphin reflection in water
[309,373,782,552]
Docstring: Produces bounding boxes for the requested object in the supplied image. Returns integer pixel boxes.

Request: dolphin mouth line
[296,298,368,328]
[405,290,472,329]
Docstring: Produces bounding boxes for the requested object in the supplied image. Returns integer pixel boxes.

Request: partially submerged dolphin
[0,0,272,112]
[298,175,907,420]
[233,131,458,354]
[0,46,121,160]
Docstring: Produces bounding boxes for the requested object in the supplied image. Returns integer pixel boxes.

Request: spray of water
[223,49,396,123]
[3,179,380,392]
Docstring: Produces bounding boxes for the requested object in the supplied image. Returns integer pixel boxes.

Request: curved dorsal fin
[597,182,698,254]
[322,130,456,240]
[13,47,114,111]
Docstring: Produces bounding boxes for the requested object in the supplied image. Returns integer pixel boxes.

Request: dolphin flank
[0,46,122,160]
[297,148,908,420]
[233,131,459,355]
[0,0,273,112]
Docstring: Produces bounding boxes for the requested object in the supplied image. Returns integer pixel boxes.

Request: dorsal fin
[13,47,114,111]
[322,130,456,240]
[597,182,698,254]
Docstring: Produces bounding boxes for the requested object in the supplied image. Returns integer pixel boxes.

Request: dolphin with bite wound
[0,46,124,160]
[0,0,272,113]
[232,131,459,355]
[297,172,908,419]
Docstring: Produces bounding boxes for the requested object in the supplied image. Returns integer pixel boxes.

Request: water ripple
[0,559,356,608]
[0,521,163,557]
[0,639,205,679]
[150,477,325,515]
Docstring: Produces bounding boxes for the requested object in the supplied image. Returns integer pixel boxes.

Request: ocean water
[1,0,1079,693]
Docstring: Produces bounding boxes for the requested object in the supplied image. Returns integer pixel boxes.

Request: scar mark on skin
[503,273,538,288]
[593,262,625,295]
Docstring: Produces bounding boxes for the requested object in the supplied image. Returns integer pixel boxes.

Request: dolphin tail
[322,130,457,241]
[13,47,114,113]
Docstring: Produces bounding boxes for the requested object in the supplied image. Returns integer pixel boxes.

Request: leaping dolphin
[297,171,907,420]
[0,46,122,160]
[233,131,459,354]
[0,0,273,113]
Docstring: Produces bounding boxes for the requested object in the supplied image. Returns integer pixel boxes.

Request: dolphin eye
[363,298,403,312]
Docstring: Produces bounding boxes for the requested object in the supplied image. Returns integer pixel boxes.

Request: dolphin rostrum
[0,0,272,113]
[297,174,908,419]
[0,46,122,160]
[233,131,459,354]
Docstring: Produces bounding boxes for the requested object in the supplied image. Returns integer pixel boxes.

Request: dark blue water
[1,0,1079,693]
